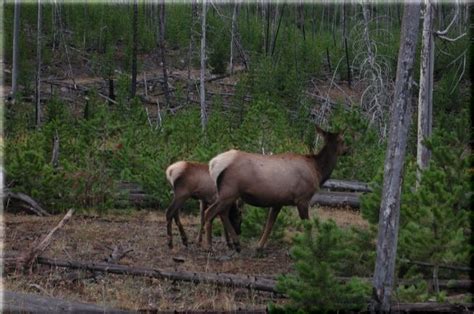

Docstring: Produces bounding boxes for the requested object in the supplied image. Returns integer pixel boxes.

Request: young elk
[165,161,242,249]
[203,126,348,252]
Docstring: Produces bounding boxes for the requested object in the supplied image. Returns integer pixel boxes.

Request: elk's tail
[209,149,239,191]
[165,161,187,187]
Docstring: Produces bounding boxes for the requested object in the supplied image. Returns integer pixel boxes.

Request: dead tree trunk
[200,0,208,131]
[270,3,285,57]
[11,0,21,97]
[36,257,279,293]
[35,0,42,128]
[158,0,171,106]
[51,130,59,168]
[416,0,435,188]
[186,0,197,104]
[229,2,239,74]
[130,0,138,97]
[2,291,132,313]
[16,209,74,273]
[372,3,421,312]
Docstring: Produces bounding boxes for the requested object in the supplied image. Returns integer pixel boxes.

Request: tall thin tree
[35,0,42,128]
[11,0,21,97]
[131,0,138,98]
[200,0,208,130]
[372,3,421,311]
[416,0,435,187]
[158,0,171,106]
[229,2,239,74]
[187,0,197,104]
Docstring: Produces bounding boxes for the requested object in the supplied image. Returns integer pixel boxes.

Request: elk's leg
[219,208,241,252]
[196,200,207,245]
[219,214,233,249]
[174,213,188,247]
[204,200,239,251]
[256,206,282,250]
[296,202,310,220]
[165,191,188,249]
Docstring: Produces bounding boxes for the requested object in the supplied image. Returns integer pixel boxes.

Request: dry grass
[3,207,368,311]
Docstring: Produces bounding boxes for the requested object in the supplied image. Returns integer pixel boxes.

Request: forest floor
[2,205,366,311]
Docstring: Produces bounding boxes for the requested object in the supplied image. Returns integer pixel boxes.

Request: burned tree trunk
[186,0,197,104]
[229,2,239,74]
[12,0,21,98]
[372,3,421,312]
[416,0,434,187]
[200,0,208,130]
[35,0,42,128]
[158,0,171,106]
[130,0,138,97]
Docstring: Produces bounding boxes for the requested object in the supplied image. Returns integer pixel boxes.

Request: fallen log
[399,258,472,272]
[322,179,372,193]
[16,209,74,272]
[1,291,132,313]
[66,245,133,282]
[36,257,280,293]
[3,189,51,216]
[390,302,473,313]
[310,191,361,208]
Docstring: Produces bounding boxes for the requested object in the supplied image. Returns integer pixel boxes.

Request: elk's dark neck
[312,142,339,186]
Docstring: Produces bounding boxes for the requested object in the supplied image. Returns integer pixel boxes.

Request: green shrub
[240,206,295,242]
[274,218,371,312]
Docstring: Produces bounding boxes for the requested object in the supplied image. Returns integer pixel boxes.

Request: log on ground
[37,257,279,293]
[310,191,361,208]
[2,291,132,313]
[3,189,51,216]
[322,179,372,193]
[391,302,473,313]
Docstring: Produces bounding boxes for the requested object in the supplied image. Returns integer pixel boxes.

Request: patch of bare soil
[3,207,368,311]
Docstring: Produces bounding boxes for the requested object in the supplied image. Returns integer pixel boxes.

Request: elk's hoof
[195,236,203,247]
[181,238,189,247]
[233,242,241,253]
[254,247,266,258]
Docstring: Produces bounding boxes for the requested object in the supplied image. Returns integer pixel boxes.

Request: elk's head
[315,125,349,156]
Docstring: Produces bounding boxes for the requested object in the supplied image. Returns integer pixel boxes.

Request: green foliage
[240,206,295,242]
[329,105,385,181]
[274,218,371,312]
[360,121,472,301]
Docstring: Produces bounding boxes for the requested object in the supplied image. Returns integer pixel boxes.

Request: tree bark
[372,3,421,312]
[35,0,42,128]
[416,0,435,187]
[186,0,197,104]
[229,2,239,74]
[51,130,60,168]
[11,0,21,97]
[310,191,361,208]
[3,189,50,216]
[200,0,208,131]
[158,0,171,106]
[130,0,138,97]
[2,291,132,314]
[322,179,372,193]
[16,209,74,273]
[271,3,285,57]
[36,257,279,293]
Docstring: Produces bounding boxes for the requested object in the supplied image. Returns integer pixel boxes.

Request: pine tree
[274,218,370,312]
[361,121,472,300]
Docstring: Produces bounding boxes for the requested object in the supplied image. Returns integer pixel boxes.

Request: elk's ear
[339,126,348,135]
[315,125,326,136]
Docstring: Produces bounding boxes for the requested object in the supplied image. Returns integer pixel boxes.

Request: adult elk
[203,126,348,252]
[165,161,242,249]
